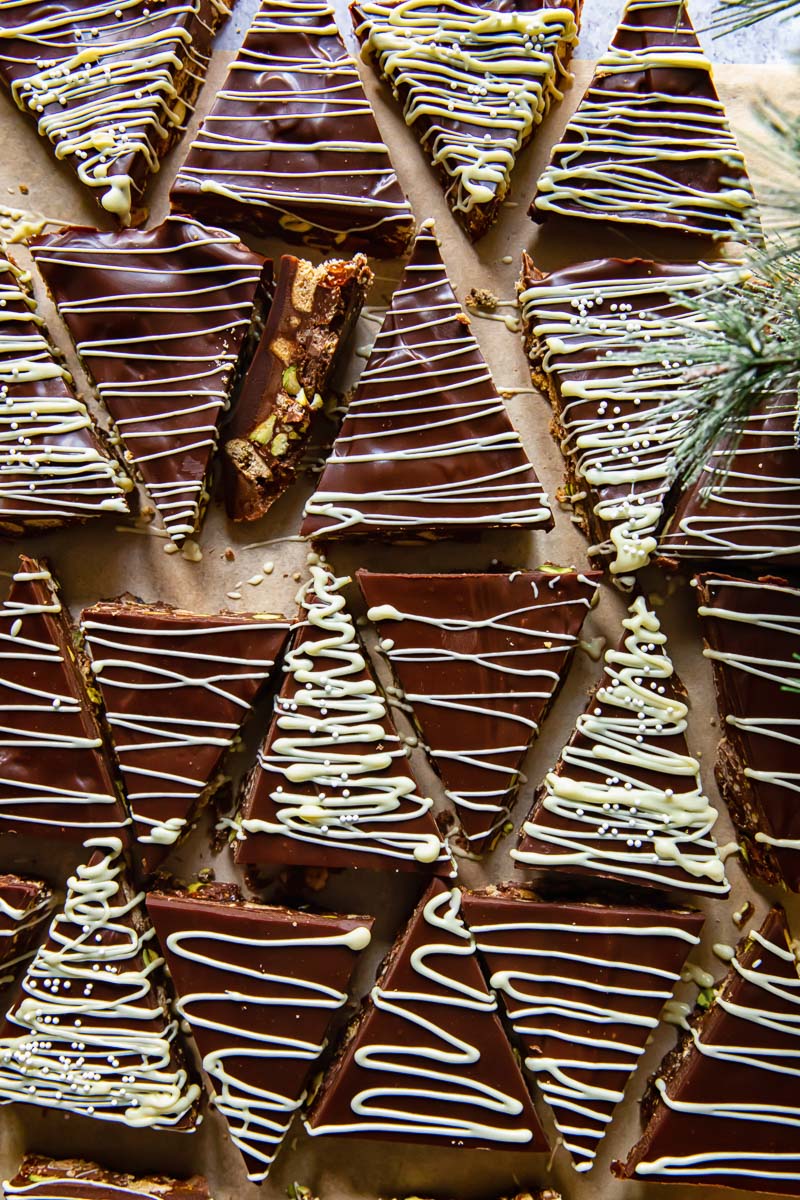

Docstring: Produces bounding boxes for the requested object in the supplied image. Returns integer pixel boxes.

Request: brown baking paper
[0,18,798,1200]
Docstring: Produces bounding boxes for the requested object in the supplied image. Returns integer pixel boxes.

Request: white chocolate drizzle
[696,575,800,876]
[32,217,265,544]
[153,897,371,1181]
[306,884,541,1145]
[364,570,598,850]
[0,0,223,223]
[466,901,701,1172]
[533,0,756,238]
[82,605,288,856]
[514,595,729,893]
[659,394,800,565]
[0,251,129,530]
[0,837,200,1128]
[355,0,578,223]
[0,561,127,836]
[302,224,550,538]
[631,910,800,1185]
[236,566,448,869]
[519,259,744,575]
[172,0,414,250]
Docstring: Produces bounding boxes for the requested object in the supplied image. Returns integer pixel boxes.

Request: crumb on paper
[163,542,179,555]
[247,574,264,586]
[227,590,242,600]
[19,183,29,195]
[501,254,513,264]
[465,287,499,312]
[263,560,274,574]
[292,571,302,581]
[224,546,236,561]
[181,538,203,563]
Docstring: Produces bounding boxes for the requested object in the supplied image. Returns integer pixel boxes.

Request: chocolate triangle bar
[82,600,290,875]
[170,0,415,256]
[0,0,230,226]
[514,594,729,895]
[659,392,800,567]
[353,0,580,240]
[234,565,449,873]
[518,255,743,577]
[3,1156,210,1200]
[0,556,128,839]
[461,886,704,1173]
[0,248,130,534]
[358,568,600,853]
[695,572,800,891]
[147,883,373,1182]
[615,905,800,1194]
[223,253,373,522]
[0,837,199,1130]
[306,879,547,1150]
[0,875,53,991]
[32,218,270,544]
[301,224,552,540]
[531,0,756,240]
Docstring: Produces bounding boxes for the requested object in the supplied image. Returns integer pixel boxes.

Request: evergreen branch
[706,0,800,36]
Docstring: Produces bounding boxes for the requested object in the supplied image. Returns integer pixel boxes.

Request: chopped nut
[249,414,276,446]
[271,432,290,457]
[282,365,301,396]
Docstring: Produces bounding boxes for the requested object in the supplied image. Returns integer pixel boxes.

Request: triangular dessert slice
[353,0,580,239]
[518,255,743,577]
[358,568,600,853]
[306,879,548,1150]
[531,0,756,240]
[0,248,130,534]
[513,594,729,895]
[4,1156,211,1200]
[0,875,53,991]
[223,253,373,522]
[0,556,128,839]
[462,886,704,1173]
[234,565,450,873]
[695,572,800,891]
[0,0,230,226]
[32,217,271,544]
[82,600,290,876]
[301,223,552,540]
[147,882,373,1182]
[170,0,415,256]
[615,906,800,1194]
[659,391,800,567]
[0,837,199,1130]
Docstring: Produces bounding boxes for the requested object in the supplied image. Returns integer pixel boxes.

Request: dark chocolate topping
[301,224,552,540]
[659,389,800,566]
[31,217,270,544]
[461,887,703,1172]
[0,0,227,225]
[147,884,373,1182]
[531,0,756,239]
[0,555,128,840]
[616,905,800,1194]
[234,566,449,873]
[4,1155,211,1200]
[223,253,372,522]
[170,0,414,256]
[696,572,800,890]
[0,838,199,1130]
[0,251,130,534]
[306,878,548,1150]
[358,568,600,853]
[514,594,729,895]
[518,255,738,576]
[0,875,53,989]
[352,0,580,240]
[81,600,290,876]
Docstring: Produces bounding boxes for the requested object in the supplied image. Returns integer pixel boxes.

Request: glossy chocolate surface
[306,878,547,1150]
[358,569,599,853]
[170,0,414,255]
[82,601,289,875]
[462,887,704,1172]
[0,556,127,840]
[0,875,53,988]
[301,225,552,540]
[32,218,270,544]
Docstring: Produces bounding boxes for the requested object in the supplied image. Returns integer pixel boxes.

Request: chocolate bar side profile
[0,875,54,990]
[3,1155,212,1200]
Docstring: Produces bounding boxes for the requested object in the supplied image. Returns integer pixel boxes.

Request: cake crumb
[227,590,242,600]
[247,574,264,586]
[465,287,499,312]
[262,560,274,574]
[224,546,236,561]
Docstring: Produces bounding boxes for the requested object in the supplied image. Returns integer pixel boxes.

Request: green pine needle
[706,0,800,36]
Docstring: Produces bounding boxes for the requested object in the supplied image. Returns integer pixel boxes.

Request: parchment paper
[0,22,797,1200]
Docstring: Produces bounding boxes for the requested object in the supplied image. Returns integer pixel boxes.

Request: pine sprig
[706,0,800,36]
